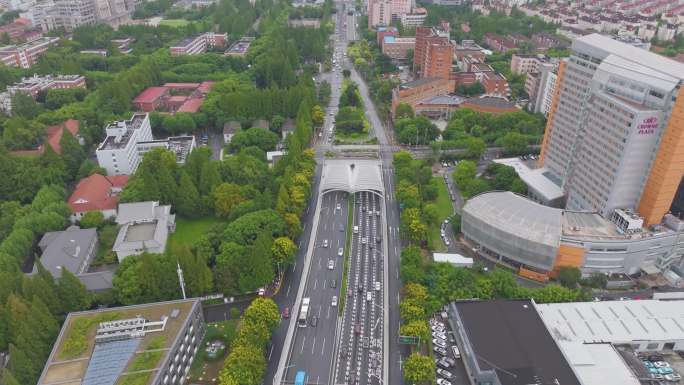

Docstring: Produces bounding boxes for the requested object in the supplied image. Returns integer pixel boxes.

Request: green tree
[463,136,486,159]
[79,211,104,229]
[176,246,213,297]
[399,320,430,344]
[422,203,439,227]
[219,344,267,385]
[271,237,297,268]
[394,102,414,119]
[1,368,22,385]
[112,253,180,305]
[453,160,477,188]
[243,297,281,332]
[212,183,246,218]
[176,171,202,217]
[57,269,91,313]
[7,344,35,385]
[403,353,435,384]
[558,266,582,289]
[311,105,325,126]
[399,299,426,321]
[199,161,222,196]
[499,131,528,155]
[59,129,86,181]
[11,93,41,119]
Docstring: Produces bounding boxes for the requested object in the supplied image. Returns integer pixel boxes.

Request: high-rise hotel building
[540,33,684,225]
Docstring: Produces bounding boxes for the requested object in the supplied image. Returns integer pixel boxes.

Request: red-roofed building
[9,119,81,156]
[163,83,201,90]
[132,86,168,112]
[68,174,129,222]
[197,81,214,95]
[177,98,203,113]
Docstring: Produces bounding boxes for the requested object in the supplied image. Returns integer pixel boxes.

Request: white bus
[298,298,310,327]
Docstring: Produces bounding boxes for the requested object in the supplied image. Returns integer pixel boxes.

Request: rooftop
[462,96,517,110]
[450,299,581,385]
[35,226,96,277]
[68,174,129,213]
[537,299,684,344]
[463,191,563,249]
[576,33,684,80]
[223,121,241,134]
[399,77,442,89]
[493,158,564,201]
[45,119,80,155]
[133,86,167,104]
[123,222,157,242]
[177,97,203,113]
[172,34,201,48]
[320,159,384,195]
[38,299,200,385]
[99,114,148,151]
[418,94,466,106]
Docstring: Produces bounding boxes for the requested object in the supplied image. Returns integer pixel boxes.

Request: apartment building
[0,36,59,68]
[96,113,153,176]
[400,7,427,27]
[539,33,684,225]
[368,0,392,27]
[0,74,85,114]
[510,54,550,75]
[413,23,454,81]
[170,32,227,56]
[524,62,557,115]
[28,0,139,32]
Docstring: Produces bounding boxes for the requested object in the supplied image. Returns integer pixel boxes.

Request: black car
[331,279,337,288]
[310,316,318,327]
[357,285,364,293]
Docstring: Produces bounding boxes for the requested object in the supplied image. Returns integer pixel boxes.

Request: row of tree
[452,161,527,199]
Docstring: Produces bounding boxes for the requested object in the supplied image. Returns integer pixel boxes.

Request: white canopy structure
[320,159,384,196]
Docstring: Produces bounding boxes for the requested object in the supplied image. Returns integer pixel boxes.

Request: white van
[353,225,359,234]
[366,291,372,301]
[452,345,461,358]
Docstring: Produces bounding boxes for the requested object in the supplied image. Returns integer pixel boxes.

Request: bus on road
[298,298,310,327]
[295,371,306,385]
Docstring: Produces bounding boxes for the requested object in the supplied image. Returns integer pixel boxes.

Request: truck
[298,298,310,327]
[295,371,306,385]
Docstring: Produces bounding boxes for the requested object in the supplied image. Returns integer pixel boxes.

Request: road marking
[323,279,327,289]
[286,284,291,297]
[318,306,322,317]
[327,305,331,319]
[312,336,317,355]
[268,344,274,360]
[321,337,326,355]
[314,279,318,290]
[300,336,306,354]
[292,260,297,272]
[397,292,400,305]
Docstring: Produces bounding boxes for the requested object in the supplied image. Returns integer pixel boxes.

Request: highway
[281,191,349,384]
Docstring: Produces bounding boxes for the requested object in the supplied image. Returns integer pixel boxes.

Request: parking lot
[430,314,469,385]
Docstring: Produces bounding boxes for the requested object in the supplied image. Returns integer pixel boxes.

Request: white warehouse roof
[320,159,384,194]
[537,299,684,344]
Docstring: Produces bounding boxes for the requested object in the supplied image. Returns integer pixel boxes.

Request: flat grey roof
[493,158,564,201]
[123,222,157,242]
[576,33,684,80]
[463,191,562,249]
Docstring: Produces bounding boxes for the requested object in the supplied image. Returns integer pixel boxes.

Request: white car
[375,281,381,291]
[433,332,447,340]
[433,338,447,348]
[328,260,334,270]
[432,325,445,333]
[436,369,453,379]
[336,203,341,210]
[323,239,329,248]
[338,247,343,256]
[436,379,452,385]
[331,296,338,306]
[361,237,367,244]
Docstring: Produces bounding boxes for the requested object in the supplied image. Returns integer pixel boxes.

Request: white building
[96,113,153,176]
[113,201,175,261]
[433,253,474,267]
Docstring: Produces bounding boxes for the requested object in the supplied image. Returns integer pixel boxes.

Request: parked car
[442,357,456,366]
[433,339,447,348]
[283,307,290,319]
[436,369,453,379]
[452,345,461,358]
[665,374,682,382]
[436,379,452,385]
[436,359,452,369]
[433,346,447,356]
[433,332,447,340]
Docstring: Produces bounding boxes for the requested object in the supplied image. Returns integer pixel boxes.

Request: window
[646,343,659,350]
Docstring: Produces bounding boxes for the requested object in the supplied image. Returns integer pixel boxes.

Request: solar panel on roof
[83,338,141,385]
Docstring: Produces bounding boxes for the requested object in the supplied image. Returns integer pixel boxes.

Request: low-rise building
[0,74,86,115]
[459,95,517,114]
[68,173,129,222]
[480,71,510,97]
[462,191,684,280]
[0,18,42,43]
[32,225,114,291]
[137,135,196,164]
[223,121,241,143]
[38,299,206,385]
[391,77,453,118]
[170,32,227,56]
[224,36,254,57]
[376,26,398,47]
[132,82,213,113]
[482,32,516,52]
[113,201,175,261]
[0,36,59,68]
[382,36,415,60]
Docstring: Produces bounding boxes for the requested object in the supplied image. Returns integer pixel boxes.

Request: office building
[96,113,153,176]
[399,7,426,27]
[170,32,227,56]
[413,23,454,81]
[113,201,175,261]
[38,299,205,385]
[0,36,59,68]
[539,33,684,225]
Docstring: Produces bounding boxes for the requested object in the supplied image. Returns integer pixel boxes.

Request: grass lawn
[159,19,190,27]
[427,177,454,252]
[169,217,222,250]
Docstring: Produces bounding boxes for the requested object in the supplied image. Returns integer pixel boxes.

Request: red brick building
[132,82,214,113]
[483,33,517,52]
[414,24,455,81]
